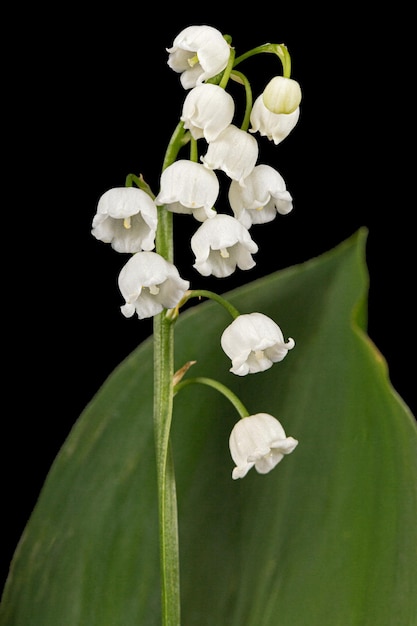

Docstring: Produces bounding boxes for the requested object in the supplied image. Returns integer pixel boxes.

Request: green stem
[174,377,250,418]
[219,46,236,89]
[230,70,252,132]
[189,135,198,163]
[233,42,292,77]
[153,120,187,626]
[125,173,156,199]
[161,121,189,173]
[166,289,240,322]
[153,312,179,626]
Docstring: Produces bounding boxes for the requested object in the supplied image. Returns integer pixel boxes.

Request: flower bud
[262,76,302,114]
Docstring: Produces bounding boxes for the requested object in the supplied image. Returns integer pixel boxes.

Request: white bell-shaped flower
[181,84,235,142]
[228,164,293,228]
[167,25,230,89]
[191,214,258,278]
[262,76,302,114]
[118,251,190,319]
[201,124,258,186]
[155,160,218,222]
[229,413,298,479]
[92,187,158,253]
[250,95,300,145]
[221,312,295,376]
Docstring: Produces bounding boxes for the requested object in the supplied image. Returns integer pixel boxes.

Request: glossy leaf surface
[2,229,417,626]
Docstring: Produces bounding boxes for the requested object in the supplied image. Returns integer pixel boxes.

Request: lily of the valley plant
[91,24,301,626]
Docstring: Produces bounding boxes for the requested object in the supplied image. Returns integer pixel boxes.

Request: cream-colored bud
[262,76,302,114]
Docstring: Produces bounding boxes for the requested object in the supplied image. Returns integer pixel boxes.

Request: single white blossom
[181,84,235,142]
[228,164,293,228]
[167,25,230,89]
[191,214,258,278]
[118,251,189,319]
[221,312,295,376]
[229,413,298,479]
[154,160,218,222]
[250,95,300,145]
[201,124,258,186]
[262,76,302,114]
[92,187,158,253]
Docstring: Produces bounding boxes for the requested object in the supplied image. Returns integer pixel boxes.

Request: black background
[3,6,415,591]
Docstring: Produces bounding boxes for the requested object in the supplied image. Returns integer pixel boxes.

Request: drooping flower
[228,164,293,228]
[191,214,258,278]
[220,312,295,376]
[262,76,302,114]
[180,83,235,142]
[92,187,158,253]
[118,251,189,319]
[250,95,300,145]
[201,124,258,186]
[154,160,218,222]
[167,25,230,89]
[229,413,298,479]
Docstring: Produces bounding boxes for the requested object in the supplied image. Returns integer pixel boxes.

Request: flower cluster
[91,25,299,478]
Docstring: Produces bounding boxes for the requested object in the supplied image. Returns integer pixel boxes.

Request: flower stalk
[166,289,241,322]
[233,43,291,77]
[174,376,250,418]
[153,308,180,626]
[153,122,188,626]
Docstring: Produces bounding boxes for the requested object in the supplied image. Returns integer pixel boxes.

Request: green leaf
[2,229,417,626]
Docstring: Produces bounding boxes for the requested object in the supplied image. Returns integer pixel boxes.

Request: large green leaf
[2,229,417,625]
